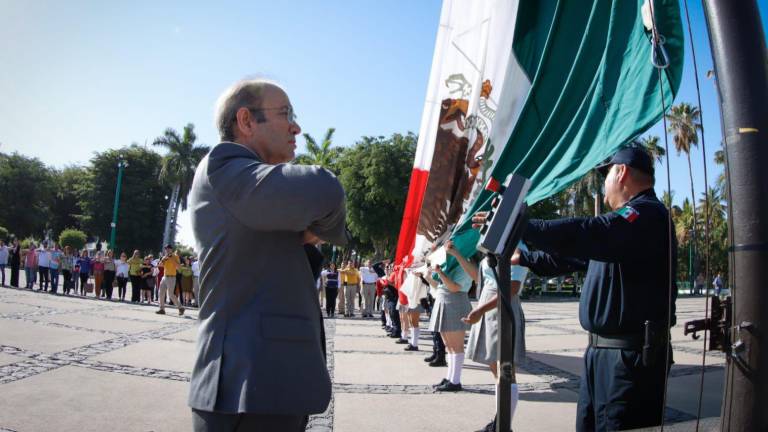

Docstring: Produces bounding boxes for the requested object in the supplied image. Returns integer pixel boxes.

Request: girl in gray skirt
[422,241,477,392]
[462,244,529,432]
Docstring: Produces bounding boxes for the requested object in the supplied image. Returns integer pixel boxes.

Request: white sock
[386,315,392,326]
[445,353,454,380]
[401,328,408,340]
[450,352,464,384]
[410,328,420,346]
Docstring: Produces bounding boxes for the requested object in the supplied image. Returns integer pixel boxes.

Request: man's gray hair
[214,78,282,142]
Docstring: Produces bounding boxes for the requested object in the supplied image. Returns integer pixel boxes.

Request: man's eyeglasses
[248,105,297,124]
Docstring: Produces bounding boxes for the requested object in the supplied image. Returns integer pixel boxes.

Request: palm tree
[294,128,343,173]
[666,102,702,269]
[153,123,210,247]
[638,135,666,164]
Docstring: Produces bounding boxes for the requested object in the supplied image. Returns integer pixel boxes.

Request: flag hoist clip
[476,173,530,432]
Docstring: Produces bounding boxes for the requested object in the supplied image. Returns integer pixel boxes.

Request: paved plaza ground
[0,272,724,431]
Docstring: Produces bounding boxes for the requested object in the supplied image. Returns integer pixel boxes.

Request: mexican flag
[395,0,684,275]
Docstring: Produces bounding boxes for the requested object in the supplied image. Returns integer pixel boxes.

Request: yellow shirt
[161,254,181,276]
[341,268,360,285]
[127,256,143,276]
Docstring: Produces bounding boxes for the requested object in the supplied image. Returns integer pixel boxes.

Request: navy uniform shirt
[519,189,677,335]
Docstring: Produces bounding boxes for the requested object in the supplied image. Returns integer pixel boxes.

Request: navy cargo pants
[576,346,671,431]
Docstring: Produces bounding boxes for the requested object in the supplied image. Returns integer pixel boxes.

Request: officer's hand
[510,248,521,265]
[444,240,458,256]
[302,230,322,245]
[471,212,489,229]
[461,309,482,325]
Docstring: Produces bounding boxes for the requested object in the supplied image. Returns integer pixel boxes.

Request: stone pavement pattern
[0,281,723,431]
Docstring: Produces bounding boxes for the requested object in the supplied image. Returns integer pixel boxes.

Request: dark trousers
[191,409,307,432]
[117,276,128,300]
[576,346,669,431]
[38,266,50,289]
[49,269,59,293]
[62,270,72,294]
[433,330,445,355]
[129,275,142,302]
[0,264,5,285]
[325,287,338,315]
[10,264,19,287]
[103,270,115,299]
[79,272,89,294]
[388,301,401,336]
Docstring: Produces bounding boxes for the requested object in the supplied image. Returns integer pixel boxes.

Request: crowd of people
[316,242,529,432]
[0,239,200,316]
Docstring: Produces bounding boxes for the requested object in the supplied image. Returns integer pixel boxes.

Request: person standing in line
[191,256,201,307]
[462,245,529,432]
[49,244,62,294]
[60,246,75,295]
[322,263,340,317]
[179,256,194,307]
[156,245,184,315]
[92,251,105,299]
[115,252,130,301]
[317,265,326,308]
[127,250,143,303]
[102,250,116,300]
[37,243,50,291]
[76,249,92,296]
[340,260,360,317]
[24,244,38,289]
[713,273,724,296]
[0,240,8,287]
[140,255,155,304]
[424,241,473,392]
[359,260,378,318]
[154,257,164,302]
[10,239,21,288]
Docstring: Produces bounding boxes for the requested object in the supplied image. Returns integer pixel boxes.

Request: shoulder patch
[616,206,640,222]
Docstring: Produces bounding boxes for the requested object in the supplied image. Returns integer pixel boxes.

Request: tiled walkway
[0,280,723,431]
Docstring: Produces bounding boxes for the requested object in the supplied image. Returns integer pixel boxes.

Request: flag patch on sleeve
[616,206,639,222]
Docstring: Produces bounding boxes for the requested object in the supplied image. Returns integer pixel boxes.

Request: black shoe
[389,333,401,338]
[435,381,462,392]
[424,352,437,363]
[404,344,419,351]
[429,356,447,367]
[395,338,409,344]
[432,378,449,388]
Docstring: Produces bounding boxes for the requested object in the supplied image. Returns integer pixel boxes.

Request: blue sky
[1,1,766,246]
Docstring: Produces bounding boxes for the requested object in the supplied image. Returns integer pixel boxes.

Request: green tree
[152,123,210,247]
[0,226,9,241]
[49,166,89,235]
[80,145,170,255]
[666,103,702,234]
[294,128,344,174]
[0,152,55,238]
[58,228,87,251]
[337,133,416,259]
[638,135,666,164]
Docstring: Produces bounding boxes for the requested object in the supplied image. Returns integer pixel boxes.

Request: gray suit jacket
[187,142,347,414]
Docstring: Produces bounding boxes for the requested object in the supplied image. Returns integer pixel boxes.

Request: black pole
[702,1,768,430]
[494,248,515,432]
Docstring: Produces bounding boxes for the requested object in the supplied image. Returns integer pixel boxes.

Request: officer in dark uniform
[512,146,677,431]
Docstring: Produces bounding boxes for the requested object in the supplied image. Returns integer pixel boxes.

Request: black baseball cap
[595,146,654,177]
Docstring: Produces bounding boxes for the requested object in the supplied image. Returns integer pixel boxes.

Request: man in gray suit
[188,78,347,431]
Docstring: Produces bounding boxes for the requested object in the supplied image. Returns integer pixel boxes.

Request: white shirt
[116,260,130,277]
[192,261,200,277]
[0,246,8,265]
[37,249,51,267]
[359,266,378,284]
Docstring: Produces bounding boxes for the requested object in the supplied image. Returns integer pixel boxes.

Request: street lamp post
[109,159,128,250]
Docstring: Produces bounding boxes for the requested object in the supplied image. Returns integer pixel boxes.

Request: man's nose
[290,121,301,135]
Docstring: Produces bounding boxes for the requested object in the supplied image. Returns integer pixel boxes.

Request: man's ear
[616,164,630,183]
[235,107,252,138]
